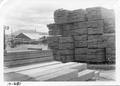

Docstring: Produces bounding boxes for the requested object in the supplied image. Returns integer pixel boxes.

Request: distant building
[12,29,48,36]
[14,32,48,44]
[15,32,43,41]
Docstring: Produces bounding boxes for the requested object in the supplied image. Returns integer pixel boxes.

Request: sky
[0,0,118,34]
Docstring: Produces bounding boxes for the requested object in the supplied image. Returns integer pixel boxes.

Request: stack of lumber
[47,7,115,63]
[86,7,115,63]
[74,35,88,62]
[86,19,105,62]
[54,9,69,24]
[103,34,115,63]
[54,9,86,24]
[57,37,74,62]
[48,24,63,36]
[4,50,53,67]
[4,61,99,81]
[86,7,115,22]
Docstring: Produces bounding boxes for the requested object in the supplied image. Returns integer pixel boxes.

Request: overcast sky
[0,0,118,34]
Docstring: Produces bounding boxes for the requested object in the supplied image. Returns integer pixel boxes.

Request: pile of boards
[47,7,115,63]
[4,61,99,81]
[4,50,53,67]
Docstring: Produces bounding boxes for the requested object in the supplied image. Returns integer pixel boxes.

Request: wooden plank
[5,56,53,67]
[92,71,100,80]
[6,50,52,56]
[27,48,42,50]
[17,62,77,76]
[35,69,78,81]
[25,63,87,78]
[5,63,79,81]
[5,51,52,61]
[4,53,52,61]
[71,69,95,81]
[4,61,61,73]
[71,63,87,72]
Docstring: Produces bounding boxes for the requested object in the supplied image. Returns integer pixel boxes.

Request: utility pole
[35,24,37,32]
[3,25,9,54]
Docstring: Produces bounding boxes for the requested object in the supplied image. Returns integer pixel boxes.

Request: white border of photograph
[0,0,120,86]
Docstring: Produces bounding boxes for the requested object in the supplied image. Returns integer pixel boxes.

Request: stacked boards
[4,61,99,81]
[4,50,53,67]
[47,7,115,63]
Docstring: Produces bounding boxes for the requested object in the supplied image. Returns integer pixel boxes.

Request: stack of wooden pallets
[4,61,99,81]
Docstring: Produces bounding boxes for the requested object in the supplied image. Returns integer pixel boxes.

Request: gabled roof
[22,32,42,40]
[16,32,44,40]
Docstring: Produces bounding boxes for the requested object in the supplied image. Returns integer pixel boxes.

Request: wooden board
[17,62,78,76]
[5,50,52,61]
[5,62,85,81]
[5,56,53,67]
[35,69,78,81]
[4,61,61,73]
[6,50,51,55]
[26,63,87,78]
[5,53,52,61]
[71,69,95,81]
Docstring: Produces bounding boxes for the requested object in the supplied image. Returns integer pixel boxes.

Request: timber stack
[47,7,115,63]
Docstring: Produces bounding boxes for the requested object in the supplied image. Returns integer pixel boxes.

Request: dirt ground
[87,64,115,81]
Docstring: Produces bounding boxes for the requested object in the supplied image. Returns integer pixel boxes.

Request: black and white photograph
[0,0,120,86]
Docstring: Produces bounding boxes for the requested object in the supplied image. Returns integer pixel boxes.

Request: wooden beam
[71,69,95,81]
[5,61,61,73]
[35,69,78,81]
[5,56,53,67]
[27,63,87,78]
[17,62,77,76]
